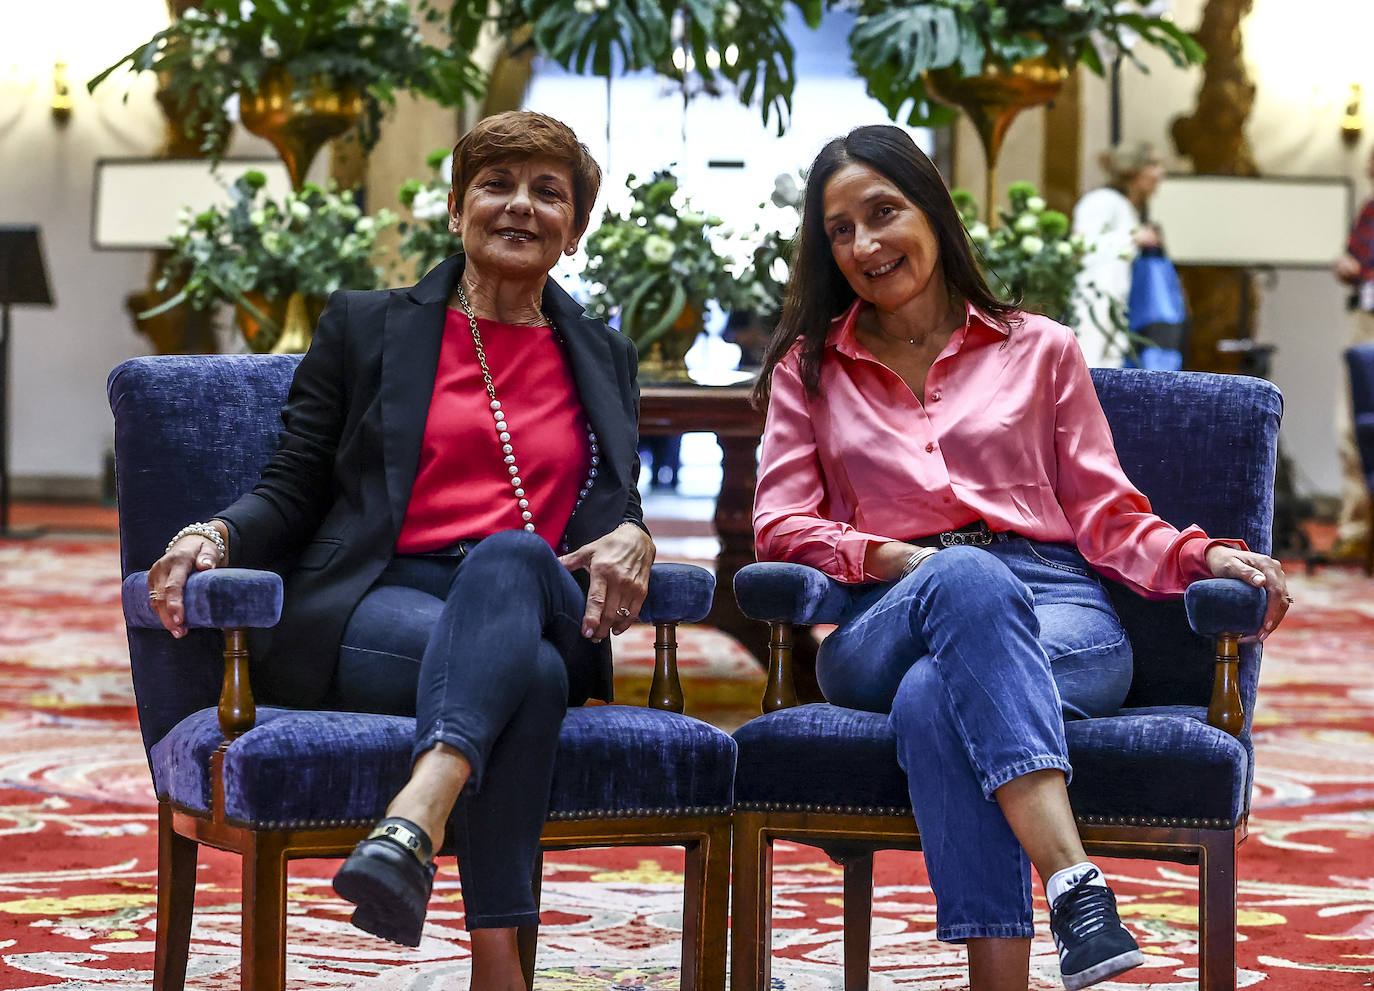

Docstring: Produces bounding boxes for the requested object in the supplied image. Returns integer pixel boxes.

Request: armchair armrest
[122,569,283,629]
[638,563,717,714]
[123,568,281,745]
[640,563,715,624]
[1184,578,1267,739]
[734,562,858,714]
[733,562,853,625]
[1183,578,1266,637]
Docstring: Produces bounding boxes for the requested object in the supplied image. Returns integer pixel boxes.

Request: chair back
[108,354,301,756]
[1090,368,1281,725]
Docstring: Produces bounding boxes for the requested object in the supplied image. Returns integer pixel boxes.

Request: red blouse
[396,308,591,553]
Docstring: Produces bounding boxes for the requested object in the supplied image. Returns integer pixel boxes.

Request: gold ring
[615,607,631,618]
[1284,594,1293,604]
[148,589,161,601]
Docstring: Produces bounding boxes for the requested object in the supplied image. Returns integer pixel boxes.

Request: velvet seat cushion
[151,705,735,830]
[733,702,1248,827]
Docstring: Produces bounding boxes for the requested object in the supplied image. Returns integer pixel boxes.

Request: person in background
[1331,145,1374,562]
[751,124,1290,991]
[1071,143,1165,366]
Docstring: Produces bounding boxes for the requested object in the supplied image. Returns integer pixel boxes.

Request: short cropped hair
[451,111,602,231]
[1099,142,1159,190]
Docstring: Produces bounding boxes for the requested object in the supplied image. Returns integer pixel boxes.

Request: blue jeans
[331,529,587,929]
[816,539,1133,942]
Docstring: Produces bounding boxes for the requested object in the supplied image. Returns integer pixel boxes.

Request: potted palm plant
[88,0,484,185]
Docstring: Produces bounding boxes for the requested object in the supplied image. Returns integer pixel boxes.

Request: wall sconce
[1341,82,1363,147]
[51,61,73,125]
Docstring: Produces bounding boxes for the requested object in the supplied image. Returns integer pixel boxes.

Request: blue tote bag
[1125,247,1189,371]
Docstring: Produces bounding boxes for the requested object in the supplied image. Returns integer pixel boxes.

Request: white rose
[355,217,376,235]
[573,0,596,14]
[290,200,311,221]
[721,1,741,29]
[967,221,989,242]
[411,187,448,220]
[216,47,233,64]
[249,209,267,226]
[1056,241,1074,256]
[1064,0,1085,9]
[260,34,281,59]
[1014,214,1037,233]
[239,0,255,19]
[643,235,675,264]
[1026,196,1046,214]
[654,215,677,231]
[593,0,610,9]
[1020,235,1044,255]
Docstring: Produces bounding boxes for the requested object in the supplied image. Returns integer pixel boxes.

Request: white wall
[1071,0,1374,501]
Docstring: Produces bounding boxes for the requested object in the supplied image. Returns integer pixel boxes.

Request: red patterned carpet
[0,537,1371,989]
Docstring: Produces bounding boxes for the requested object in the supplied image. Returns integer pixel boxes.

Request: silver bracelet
[899,546,940,579]
[166,522,226,563]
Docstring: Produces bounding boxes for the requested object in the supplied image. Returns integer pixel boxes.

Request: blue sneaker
[1049,868,1144,990]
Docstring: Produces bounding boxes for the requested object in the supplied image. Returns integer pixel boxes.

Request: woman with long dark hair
[751,125,1290,991]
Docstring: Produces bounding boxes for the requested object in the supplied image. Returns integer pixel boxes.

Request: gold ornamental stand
[239,67,363,190]
[924,57,1068,221]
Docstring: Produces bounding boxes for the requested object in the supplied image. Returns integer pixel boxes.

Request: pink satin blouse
[753,300,1239,596]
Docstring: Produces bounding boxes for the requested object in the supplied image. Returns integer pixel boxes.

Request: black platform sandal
[332,817,437,947]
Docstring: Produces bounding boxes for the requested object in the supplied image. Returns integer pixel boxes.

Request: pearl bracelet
[166,522,226,563]
[900,546,940,579]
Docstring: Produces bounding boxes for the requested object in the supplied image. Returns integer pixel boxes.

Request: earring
[566,243,578,256]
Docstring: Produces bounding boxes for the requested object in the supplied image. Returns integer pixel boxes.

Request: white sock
[1046,861,1107,906]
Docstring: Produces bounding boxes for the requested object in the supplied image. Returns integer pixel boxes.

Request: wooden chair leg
[1198,831,1239,991]
[730,812,773,991]
[680,822,731,991]
[517,851,543,991]
[154,803,198,991]
[843,854,874,991]
[239,832,288,991]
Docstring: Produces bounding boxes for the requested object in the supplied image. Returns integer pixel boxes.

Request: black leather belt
[912,520,1017,548]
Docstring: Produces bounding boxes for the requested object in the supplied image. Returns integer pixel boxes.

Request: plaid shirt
[1348,198,1374,284]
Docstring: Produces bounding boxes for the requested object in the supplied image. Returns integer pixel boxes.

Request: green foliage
[845,0,1205,127]
[88,0,484,161]
[446,0,817,134]
[147,172,395,343]
[958,180,1130,351]
[395,149,463,277]
[733,170,806,326]
[581,169,746,352]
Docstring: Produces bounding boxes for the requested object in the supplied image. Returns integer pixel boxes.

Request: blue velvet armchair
[730,368,1280,991]
[108,354,733,991]
[1345,343,1374,574]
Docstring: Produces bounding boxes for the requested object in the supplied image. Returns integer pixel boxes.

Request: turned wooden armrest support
[763,622,799,713]
[218,628,257,740]
[1207,633,1244,737]
[647,621,685,713]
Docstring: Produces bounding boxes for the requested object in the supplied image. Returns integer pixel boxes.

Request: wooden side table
[639,384,820,690]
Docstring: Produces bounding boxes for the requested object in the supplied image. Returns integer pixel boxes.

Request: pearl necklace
[455,283,600,534]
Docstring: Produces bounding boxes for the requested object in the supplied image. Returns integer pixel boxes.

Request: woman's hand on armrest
[559,522,656,642]
[148,520,229,638]
[864,540,926,583]
[1204,545,1290,640]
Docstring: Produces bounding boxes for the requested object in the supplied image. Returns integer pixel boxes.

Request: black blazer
[217,255,645,707]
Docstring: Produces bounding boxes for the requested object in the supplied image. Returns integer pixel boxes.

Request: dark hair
[751,125,1018,407]
[452,110,602,232]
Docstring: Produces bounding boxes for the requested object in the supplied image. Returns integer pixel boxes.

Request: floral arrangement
[581,170,745,351]
[396,148,462,277]
[954,181,1127,347]
[734,170,806,329]
[146,170,395,350]
[88,0,483,159]
[848,0,1205,125]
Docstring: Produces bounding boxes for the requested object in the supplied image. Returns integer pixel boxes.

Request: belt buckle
[939,527,993,548]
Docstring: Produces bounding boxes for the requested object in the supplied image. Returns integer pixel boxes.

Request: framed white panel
[1151,175,1353,269]
[92,158,293,250]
